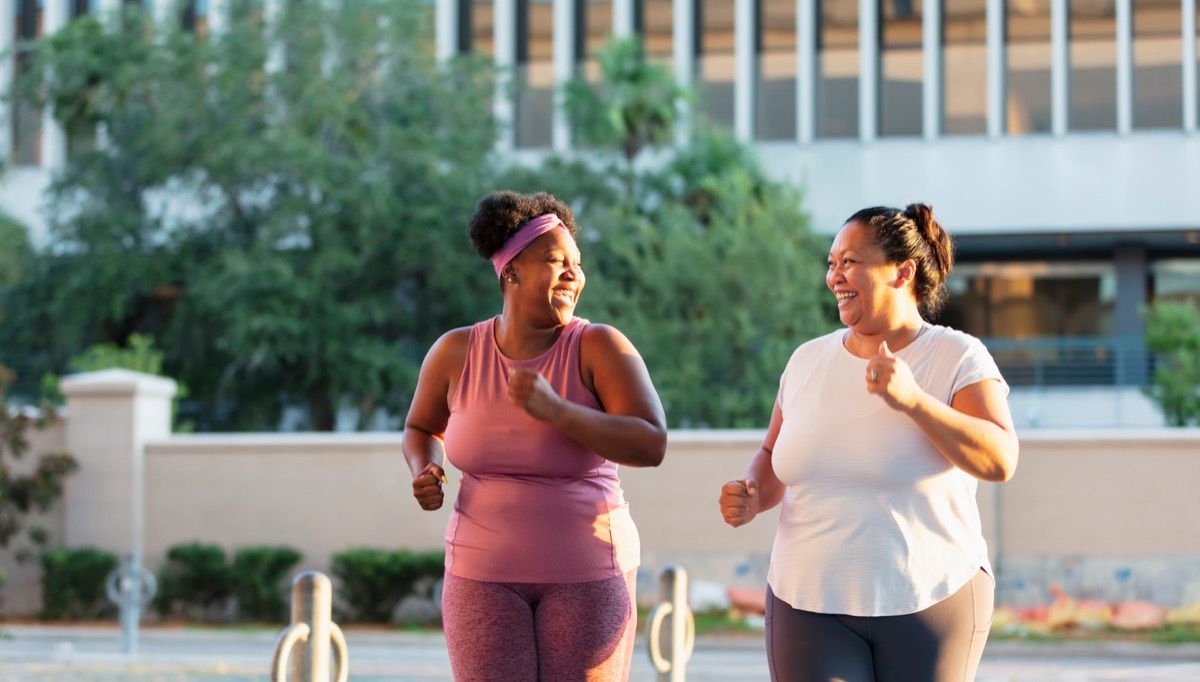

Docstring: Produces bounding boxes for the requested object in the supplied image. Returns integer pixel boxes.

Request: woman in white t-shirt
[719,204,1019,682]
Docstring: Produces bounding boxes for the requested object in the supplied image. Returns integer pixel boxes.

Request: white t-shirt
[767,323,1007,617]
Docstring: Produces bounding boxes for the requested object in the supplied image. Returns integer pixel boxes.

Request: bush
[154,542,233,621]
[231,546,302,623]
[1144,301,1200,426]
[40,547,118,619]
[331,548,444,623]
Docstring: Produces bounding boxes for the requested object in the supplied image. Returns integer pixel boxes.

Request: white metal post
[0,0,14,164]
[1115,0,1131,134]
[1051,0,1068,136]
[1185,0,1198,133]
[797,0,816,143]
[436,0,459,61]
[673,0,694,145]
[922,0,940,140]
[613,0,634,38]
[986,0,1004,138]
[552,0,576,150]
[495,0,517,153]
[40,0,67,171]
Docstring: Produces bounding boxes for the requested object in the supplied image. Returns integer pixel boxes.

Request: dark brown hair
[845,203,955,318]
[467,190,578,261]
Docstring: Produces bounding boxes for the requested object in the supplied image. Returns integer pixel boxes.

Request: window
[1151,258,1200,308]
[879,0,923,137]
[515,0,554,148]
[942,262,1116,339]
[756,0,797,140]
[466,0,494,58]
[816,0,858,138]
[942,0,987,135]
[1005,0,1052,135]
[1133,0,1183,129]
[580,0,613,82]
[697,0,734,128]
[640,0,673,67]
[1069,0,1116,131]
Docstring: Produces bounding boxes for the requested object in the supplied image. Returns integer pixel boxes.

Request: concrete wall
[4,370,1200,616]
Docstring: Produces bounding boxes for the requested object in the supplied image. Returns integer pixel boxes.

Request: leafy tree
[7,1,499,430]
[1143,301,1200,426]
[557,39,834,427]
[0,365,77,598]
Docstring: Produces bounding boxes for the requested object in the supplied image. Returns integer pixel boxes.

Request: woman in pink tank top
[402,190,667,681]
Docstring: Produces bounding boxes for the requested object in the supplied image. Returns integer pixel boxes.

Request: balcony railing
[982,337,1155,388]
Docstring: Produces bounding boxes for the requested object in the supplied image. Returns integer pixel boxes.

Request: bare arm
[508,324,667,467]
[402,329,468,510]
[719,401,786,527]
[868,342,1019,483]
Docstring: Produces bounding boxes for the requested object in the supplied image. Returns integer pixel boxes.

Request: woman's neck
[844,312,926,359]
[495,309,563,360]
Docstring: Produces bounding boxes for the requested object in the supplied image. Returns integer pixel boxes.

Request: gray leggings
[765,569,993,682]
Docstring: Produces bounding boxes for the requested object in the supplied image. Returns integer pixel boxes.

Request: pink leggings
[441,571,638,681]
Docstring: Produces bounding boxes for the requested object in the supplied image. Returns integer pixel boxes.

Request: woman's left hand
[508,369,566,422]
[866,341,922,412]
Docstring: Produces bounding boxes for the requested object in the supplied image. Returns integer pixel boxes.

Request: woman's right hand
[719,478,759,527]
[412,462,447,511]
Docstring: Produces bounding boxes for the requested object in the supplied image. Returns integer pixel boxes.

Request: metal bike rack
[270,571,349,682]
[645,565,696,682]
[105,552,157,656]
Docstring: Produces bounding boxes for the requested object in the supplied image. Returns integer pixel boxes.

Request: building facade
[4,0,1200,425]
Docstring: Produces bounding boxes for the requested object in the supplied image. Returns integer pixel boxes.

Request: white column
[60,370,177,559]
[0,0,14,164]
[986,0,1005,138]
[552,0,576,151]
[921,0,940,140]
[734,0,756,141]
[858,0,878,142]
[1051,0,1068,136]
[1185,0,1198,133]
[797,0,816,144]
[436,0,459,60]
[97,0,121,25]
[613,0,634,38]
[265,0,284,74]
[672,0,695,144]
[40,0,67,171]
[495,0,517,154]
[152,0,174,28]
[207,0,229,34]
[1115,0,1131,134]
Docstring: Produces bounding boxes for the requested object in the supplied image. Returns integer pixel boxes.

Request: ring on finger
[869,369,878,382]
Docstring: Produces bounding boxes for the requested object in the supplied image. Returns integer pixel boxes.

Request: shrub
[331,548,444,623]
[231,546,302,623]
[40,547,118,619]
[154,542,233,621]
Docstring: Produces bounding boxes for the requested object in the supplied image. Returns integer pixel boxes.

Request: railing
[983,337,1155,388]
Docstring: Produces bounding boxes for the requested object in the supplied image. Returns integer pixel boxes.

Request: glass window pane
[698,0,734,129]
[1152,258,1200,308]
[580,0,613,83]
[516,0,553,148]
[469,1,494,59]
[879,0,923,137]
[1133,0,1182,130]
[942,262,1116,339]
[1006,0,1052,135]
[1069,0,1116,131]
[641,0,673,67]
[817,0,858,138]
[942,0,986,135]
[756,0,797,140]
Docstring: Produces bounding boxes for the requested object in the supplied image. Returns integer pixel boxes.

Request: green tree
[0,365,77,598]
[8,1,499,430]
[1144,301,1200,426]
[556,38,834,427]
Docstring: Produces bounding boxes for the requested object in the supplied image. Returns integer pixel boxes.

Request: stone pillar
[59,370,176,557]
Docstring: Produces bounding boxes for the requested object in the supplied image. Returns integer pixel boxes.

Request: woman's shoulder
[920,324,988,356]
[425,325,475,367]
[789,328,844,360]
[579,321,636,358]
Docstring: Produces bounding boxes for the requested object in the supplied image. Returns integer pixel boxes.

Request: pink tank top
[442,316,641,583]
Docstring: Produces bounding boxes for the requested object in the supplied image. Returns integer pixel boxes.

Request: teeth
[836,292,857,301]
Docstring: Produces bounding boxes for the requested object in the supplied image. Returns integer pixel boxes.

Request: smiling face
[506,227,585,327]
[826,220,913,332]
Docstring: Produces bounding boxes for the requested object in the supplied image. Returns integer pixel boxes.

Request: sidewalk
[2,624,1199,681]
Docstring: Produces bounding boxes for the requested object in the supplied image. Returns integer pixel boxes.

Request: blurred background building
[3,0,1199,428]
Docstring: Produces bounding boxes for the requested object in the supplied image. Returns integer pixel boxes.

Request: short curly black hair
[467,191,578,260]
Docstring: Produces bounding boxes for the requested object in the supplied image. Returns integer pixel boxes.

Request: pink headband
[490,213,570,280]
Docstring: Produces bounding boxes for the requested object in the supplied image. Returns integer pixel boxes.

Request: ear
[895,259,917,288]
[504,264,518,284]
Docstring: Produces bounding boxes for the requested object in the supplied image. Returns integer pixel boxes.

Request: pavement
[2,625,1200,681]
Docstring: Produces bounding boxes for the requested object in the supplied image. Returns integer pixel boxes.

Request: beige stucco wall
[5,404,1200,615]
